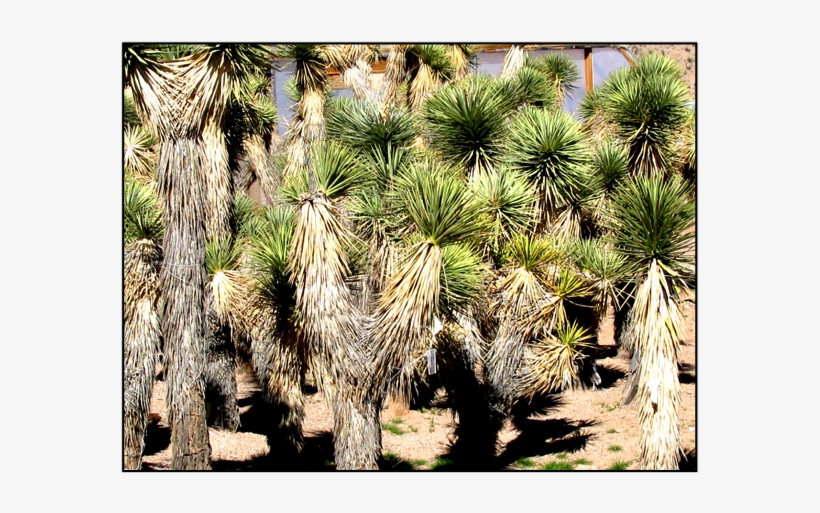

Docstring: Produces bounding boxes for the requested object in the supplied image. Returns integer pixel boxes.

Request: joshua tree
[597,54,690,177]
[376,44,455,112]
[283,142,381,469]
[125,44,271,469]
[280,44,330,178]
[123,176,163,470]
[609,174,694,470]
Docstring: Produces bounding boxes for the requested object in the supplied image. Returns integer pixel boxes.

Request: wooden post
[584,47,594,93]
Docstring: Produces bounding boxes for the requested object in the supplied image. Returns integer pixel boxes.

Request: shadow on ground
[595,363,627,389]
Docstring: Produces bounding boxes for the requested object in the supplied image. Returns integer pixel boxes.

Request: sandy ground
[629,44,696,99]
[141,291,695,472]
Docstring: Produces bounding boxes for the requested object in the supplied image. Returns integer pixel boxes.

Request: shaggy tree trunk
[632,260,683,470]
[204,295,240,431]
[201,124,241,433]
[290,195,381,469]
[123,240,162,470]
[158,138,212,470]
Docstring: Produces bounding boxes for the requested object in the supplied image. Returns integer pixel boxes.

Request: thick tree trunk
[332,392,381,470]
[157,139,212,470]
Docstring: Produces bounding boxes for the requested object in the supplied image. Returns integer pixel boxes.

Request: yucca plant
[284,141,381,470]
[375,44,455,113]
[347,146,416,299]
[600,55,691,177]
[506,107,592,227]
[321,44,381,101]
[243,204,308,458]
[485,235,554,415]
[679,108,696,188]
[279,44,330,178]
[579,86,615,141]
[123,177,163,470]
[500,45,526,79]
[225,72,280,203]
[370,161,483,403]
[405,44,455,110]
[501,66,560,111]
[527,53,580,110]
[589,139,630,222]
[448,44,477,80]
[609,174,694,470]
[424,75,513,177]
[123,124,156,184]
[572,238,628,321]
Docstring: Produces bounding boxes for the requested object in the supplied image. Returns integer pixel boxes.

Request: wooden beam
[584,47,594,92]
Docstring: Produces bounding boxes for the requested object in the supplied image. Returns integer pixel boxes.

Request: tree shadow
[678,362,695,373]
[595,363,626,389]
[679,372,696,384]
[497,418,597,469]
[679,447,696,471]
[210,431,337,471]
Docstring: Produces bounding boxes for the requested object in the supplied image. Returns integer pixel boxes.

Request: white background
[1,1,818,512]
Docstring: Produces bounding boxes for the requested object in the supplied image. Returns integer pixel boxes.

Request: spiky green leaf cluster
[326,98,417,159]
[440,243,485,315]
[609,174,694,279]
[394,160,482,247]
[248,205,297,306]
[424,75,512,174]
[505,234,555,272]
[281,142,365,202]
[599,55,690,176]
[124,177,162,245]
[205,237,242,276]
[527,53,580,105]
[506,107,591,213]
[501,66,560,110]
[592,139,630,196]
[470,168,536,256]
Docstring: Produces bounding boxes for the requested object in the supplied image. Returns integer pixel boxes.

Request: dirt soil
[628,44,696,98]
[141,292,695,471]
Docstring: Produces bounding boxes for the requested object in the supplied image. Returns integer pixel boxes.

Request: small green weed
[513,457,536,468]
[555,453,567,460]
[608,460,632,470]
[599,402,620,412]
[607,429,618,434]
[382,422,406,435]
[390,417,404,424]
[542,460,575,470]
[408,425,418,433]
[608,445,623,452]
[573,458,592,466]
[431,457,455,470]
